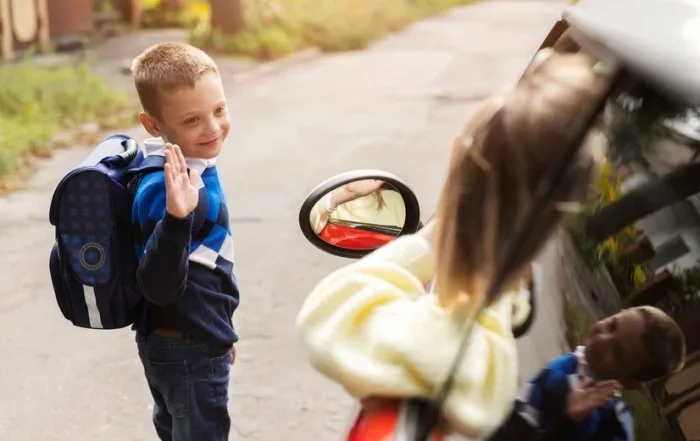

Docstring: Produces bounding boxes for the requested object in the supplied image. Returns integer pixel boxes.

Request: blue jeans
[137,333,232,441]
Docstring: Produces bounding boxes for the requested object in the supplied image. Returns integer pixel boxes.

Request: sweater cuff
[365,234,435,284]
[159,212,194,247]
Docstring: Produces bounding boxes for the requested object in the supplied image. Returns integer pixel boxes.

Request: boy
[488,305,685,441]
[130,42,240,441]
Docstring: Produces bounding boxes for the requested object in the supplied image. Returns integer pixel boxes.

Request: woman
[296,50,612,439]
[309,179,406,235]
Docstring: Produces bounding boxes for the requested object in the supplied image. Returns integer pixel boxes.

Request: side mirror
[298,170,422,259]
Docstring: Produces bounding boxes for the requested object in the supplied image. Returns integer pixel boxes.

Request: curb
[231,47,322,83]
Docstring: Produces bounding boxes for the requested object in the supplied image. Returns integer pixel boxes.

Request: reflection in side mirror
[299,170,422,259]
[310,179,406,251]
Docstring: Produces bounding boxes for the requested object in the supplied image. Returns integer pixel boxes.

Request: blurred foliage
[172,0,475,60]
[568,79,690,295]
[0,59,136,189]
[654,262,700,317]
[568,162,648,295]
[606,81,689,167]
[140,0,211,29]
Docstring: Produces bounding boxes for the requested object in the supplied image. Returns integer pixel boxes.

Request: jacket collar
[142,137,216,175]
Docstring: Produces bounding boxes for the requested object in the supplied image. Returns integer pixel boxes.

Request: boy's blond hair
[632,305,686,381]
[131,42,218,117]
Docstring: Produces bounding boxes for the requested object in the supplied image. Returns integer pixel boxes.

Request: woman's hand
[417,218,437,248]
[331,179,384,208]
[345,179,384,198]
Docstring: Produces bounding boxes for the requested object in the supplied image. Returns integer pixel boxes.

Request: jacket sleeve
[133,178,193,306]
[296,234,519,438]
[536,370,578,441]
[512,364,577,441]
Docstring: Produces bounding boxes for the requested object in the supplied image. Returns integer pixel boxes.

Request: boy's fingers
[164,163,174,189]
[166,143,182,174]
[595,380,621,392]
[578,377,595,389]
[175,145,188,174]
[189,168,202,188]
[164,148,179,176]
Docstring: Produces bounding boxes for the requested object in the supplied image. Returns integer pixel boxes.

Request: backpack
[49,134,164,330]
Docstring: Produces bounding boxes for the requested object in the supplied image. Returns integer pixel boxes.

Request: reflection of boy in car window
[309,180,406,235]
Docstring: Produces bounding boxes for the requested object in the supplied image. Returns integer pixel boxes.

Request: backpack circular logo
[79,242,106,271]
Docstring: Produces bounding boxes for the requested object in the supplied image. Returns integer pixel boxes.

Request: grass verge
[563,292,675,441]
[188,0,476,60]
[0,59,137,192]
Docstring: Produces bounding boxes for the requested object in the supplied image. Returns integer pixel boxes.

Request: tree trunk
[112,0,141,25]
[584,162,700,243]
[619,234,654,266]
[210,0,244,35]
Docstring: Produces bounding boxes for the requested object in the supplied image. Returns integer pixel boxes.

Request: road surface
[0,1,569,439]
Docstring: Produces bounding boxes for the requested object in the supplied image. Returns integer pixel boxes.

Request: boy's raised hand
[566,377,621,422]
[164,143,201,219]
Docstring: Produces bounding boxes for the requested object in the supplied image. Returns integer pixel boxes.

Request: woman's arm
[331,180,384,207]
[296,231,519,438]
[511,262,542,338]
[309,192,334,235]
[308,181,385,235]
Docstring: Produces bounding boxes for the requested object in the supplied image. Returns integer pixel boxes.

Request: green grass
[0,59,136,190]
[562,293,675,441]
[141,0,210,29]
[187,0,476,60]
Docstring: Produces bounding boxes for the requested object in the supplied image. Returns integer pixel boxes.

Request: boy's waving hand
[567,377,621,422]
[164,143,201,219]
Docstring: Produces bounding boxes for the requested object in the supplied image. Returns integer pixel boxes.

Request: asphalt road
[0,1,569,440]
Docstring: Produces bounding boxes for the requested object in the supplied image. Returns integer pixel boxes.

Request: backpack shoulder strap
[125,155,166,194]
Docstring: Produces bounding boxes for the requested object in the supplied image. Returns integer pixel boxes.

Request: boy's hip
[144,304,238,347]
[137,333,232,421]
[137,331,231,362]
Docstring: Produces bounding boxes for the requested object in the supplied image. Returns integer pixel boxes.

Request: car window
[564,62,697,441]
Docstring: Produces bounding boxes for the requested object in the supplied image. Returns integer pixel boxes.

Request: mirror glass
[308,179,407,251]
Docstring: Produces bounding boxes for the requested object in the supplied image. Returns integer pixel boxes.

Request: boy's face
[140,71,230,160]
[584,309,648,385]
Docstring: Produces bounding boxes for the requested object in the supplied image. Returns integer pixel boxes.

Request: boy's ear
[139,112,161,137]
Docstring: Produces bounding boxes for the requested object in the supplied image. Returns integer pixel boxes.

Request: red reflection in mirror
[319,223,396,250]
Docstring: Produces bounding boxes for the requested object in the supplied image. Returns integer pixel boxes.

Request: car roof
[563,0,700,102]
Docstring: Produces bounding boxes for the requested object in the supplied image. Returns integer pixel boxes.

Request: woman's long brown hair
[433,50,613,310]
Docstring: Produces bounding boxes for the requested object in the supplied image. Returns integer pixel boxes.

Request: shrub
[0,59,136,187]
[567,161,648,295]
[189,0,476,60]
[140,0,210,29]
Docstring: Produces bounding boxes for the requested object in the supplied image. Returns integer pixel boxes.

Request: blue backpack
[49,134,164,330]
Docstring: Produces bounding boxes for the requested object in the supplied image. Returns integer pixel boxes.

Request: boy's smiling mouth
[199,135,221,147]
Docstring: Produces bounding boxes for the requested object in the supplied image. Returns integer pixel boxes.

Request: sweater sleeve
[309,192,333,235]
[296,234,519,438]
[133,178,193,306]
